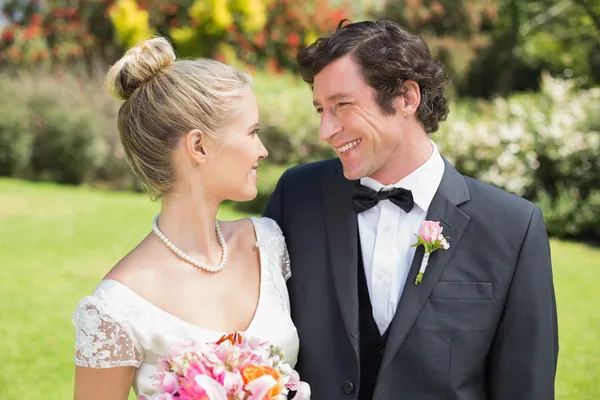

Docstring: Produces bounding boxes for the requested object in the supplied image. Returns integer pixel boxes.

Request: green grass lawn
[0,178,598,400]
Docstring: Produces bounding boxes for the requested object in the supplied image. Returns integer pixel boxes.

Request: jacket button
[341,381,354,394]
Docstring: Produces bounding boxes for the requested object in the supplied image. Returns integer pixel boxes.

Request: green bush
[434,73,600,241]
[0,87,33,176]
[252,71,333,164]
[0,72,136,188]
[0,70,598,240]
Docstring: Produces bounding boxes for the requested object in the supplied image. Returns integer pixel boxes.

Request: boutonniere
[411,220,450,285]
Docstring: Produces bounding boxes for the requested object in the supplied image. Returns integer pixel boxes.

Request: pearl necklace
[152,214,228,272]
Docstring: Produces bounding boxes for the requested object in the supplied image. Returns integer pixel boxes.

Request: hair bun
[105,37,176,101]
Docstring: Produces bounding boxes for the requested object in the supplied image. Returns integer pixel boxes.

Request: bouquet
[140,332,311,400]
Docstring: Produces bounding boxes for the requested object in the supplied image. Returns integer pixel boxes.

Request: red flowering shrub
[1,0,118,71]
[224,0,351,73]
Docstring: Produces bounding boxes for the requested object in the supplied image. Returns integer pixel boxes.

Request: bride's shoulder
[247,217,287,256]
[221,216,284,244]
[249,216,284,238]
[102,238,164,294]
[72,281,145,369]
[72,280,130,332]
[215,218,291,281]
[73,246,161,318]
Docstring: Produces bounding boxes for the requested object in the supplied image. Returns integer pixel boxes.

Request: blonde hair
[105,37,251,197]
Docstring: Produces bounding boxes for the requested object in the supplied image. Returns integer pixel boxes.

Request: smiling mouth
[250,163,259,176]
[336,139,361,153]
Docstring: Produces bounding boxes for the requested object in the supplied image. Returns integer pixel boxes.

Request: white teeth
[337,139,361,153]
[250,169,257,176]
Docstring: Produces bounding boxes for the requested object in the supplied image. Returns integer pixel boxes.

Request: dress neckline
[99,216,265,335]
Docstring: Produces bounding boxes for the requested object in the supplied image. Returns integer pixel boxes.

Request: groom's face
[312,55,404,181]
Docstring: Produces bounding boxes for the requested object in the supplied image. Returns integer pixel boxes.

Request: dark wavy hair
[297,19,450,134]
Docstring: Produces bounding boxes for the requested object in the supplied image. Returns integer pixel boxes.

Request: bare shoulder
[219,217,257,249]
[103,234,164,296]
[220,217,283,245]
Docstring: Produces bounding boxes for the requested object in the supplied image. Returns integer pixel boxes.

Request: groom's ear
[394,80,421,116]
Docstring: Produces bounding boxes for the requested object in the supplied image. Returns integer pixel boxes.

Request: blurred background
[0,0,598,399]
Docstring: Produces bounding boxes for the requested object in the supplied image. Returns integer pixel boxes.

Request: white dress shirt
[358,141,445,334]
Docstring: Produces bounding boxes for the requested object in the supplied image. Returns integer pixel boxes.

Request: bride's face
[194,88,269,202]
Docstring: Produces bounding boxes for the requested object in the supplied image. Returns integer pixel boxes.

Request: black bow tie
[352,183,414,213]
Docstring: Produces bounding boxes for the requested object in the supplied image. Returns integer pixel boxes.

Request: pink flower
[149,334,310,399]
[177,377,211,400]
[166,356,186,375]
[285,370,312,400]
[419,220,442,243]
[216,369,245,393]
[294,381,312,399]
[161,372,179,394]
[142,394,176,400]
[157,359,171,372]
[184,359,210,380]
[193,375,228,399]
[412,220,450,285]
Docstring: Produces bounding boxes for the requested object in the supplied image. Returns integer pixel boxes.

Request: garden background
[0,0,599,399]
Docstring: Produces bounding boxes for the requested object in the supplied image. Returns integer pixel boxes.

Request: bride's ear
[185,129,208,165]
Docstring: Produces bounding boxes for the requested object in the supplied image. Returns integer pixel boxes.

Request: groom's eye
[315,108,323,114]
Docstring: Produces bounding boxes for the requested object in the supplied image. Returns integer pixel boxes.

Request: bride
[72,37,298,399]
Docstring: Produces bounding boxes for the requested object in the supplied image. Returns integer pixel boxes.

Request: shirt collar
[359,140,445,212]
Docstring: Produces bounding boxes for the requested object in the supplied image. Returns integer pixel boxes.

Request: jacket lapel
[322,162,361,360]
[380,159,471,373]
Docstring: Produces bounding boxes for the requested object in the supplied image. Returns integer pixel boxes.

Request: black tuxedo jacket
[264,157,558,400]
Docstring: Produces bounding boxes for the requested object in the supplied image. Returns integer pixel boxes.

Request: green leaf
[415,272,424,285]
[411,235,428,248]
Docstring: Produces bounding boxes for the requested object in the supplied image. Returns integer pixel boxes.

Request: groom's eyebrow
[313,92,353,107]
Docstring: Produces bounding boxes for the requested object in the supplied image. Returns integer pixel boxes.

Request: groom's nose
[319,111,343,142]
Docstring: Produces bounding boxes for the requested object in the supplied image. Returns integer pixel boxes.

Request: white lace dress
[72,217,298,398]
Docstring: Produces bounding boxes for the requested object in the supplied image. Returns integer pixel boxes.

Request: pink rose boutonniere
[411,220,450,285]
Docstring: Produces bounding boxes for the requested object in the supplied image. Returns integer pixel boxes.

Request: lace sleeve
[281,241,291,281]
[72,297,143,369]
[255,217,291,281]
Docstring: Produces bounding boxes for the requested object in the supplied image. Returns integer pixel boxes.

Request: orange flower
[242,365,283,398]
[216,332,243,345]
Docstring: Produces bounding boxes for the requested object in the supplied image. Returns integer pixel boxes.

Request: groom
[264,19,558,400]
